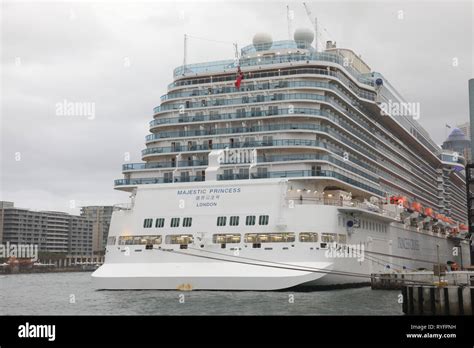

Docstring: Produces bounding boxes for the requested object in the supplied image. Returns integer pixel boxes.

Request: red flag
[234,66,244,89]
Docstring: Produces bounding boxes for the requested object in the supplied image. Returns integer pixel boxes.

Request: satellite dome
[447,128,468,142]
[293,28,314,49]
[253,32,273,51]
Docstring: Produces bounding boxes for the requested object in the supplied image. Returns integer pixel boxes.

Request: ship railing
[171,48,374,88]
[113,203,133,211]
[286,197,398,219]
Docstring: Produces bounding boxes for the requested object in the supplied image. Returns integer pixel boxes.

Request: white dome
[253,32,273,51]
[294,28,314,48]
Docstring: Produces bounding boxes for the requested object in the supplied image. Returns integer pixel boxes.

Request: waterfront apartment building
[0,202,95,255]
[80,206,113,255]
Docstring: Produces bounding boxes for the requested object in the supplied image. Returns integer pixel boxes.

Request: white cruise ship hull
[92,179,471,290]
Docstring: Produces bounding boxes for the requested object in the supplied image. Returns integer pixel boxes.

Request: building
[469,79,474,159]
[0,202,93,256]
[442,127,471,162]
[456,122,470,140]
[80,206,113,255]
[68,216,93,256]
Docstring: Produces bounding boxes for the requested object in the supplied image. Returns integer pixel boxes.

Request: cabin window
[239,168,249,178]
[170,218,180,228]
[321,233,337,243]
[212,234,241,244]
[107,236,116,245]
[244,233,295,243]
[229,216,240,226]
[155,218,165,228]
[217,216,227,226]
[143,218,153,228]
[259,215,269,225]
[183,217,192,227]
[119,235,162,245]
[338,234,347,244]
[246,215,256,226]
[299,232,318,242]
[165,234,193,245]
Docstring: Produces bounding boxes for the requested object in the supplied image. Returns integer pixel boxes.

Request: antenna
[302,2,318,52]
[183,34,187,71]
[233,42,239,65]
[286,5,293,40]
[182,35,238,70]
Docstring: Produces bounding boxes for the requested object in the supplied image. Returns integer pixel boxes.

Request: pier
[0,256,105,274]
[371,270,474,315]
[371,271,474,290]
[402,285,474,315]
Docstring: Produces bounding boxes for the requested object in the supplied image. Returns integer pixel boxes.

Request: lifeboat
[433,214,447,231]
[459,224,469,238]
[407,201,423,227]
[420,207,435,231]
[390,195,410,209]
[424,207,435,218]
[411,202,423,213]
[448,227,459,238]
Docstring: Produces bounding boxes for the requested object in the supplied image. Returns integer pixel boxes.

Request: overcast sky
[1,0,473,214]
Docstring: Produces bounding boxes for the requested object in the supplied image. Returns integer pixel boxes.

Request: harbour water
[0,272,402,315]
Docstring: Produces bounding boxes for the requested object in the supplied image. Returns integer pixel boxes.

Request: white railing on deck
[113,203,133,211]
[286,197,398,219]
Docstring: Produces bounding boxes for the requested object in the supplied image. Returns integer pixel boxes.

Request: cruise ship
[92,29,471,290]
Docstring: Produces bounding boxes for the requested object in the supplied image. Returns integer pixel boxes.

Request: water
[0,272,403,315]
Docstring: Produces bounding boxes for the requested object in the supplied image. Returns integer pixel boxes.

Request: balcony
[171,44,374,88]
[146,123,326,142]
[115,175,205,186]
[149,106,327,127]
[141,138,326,157]
[154,91,326,113]
[122,160,208,171]
[160,79,376,103]
[115,169,384,196]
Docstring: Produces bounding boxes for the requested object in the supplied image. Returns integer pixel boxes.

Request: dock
[402,285,474,315]
[0,256,105,274]
[371,271,474,290]
[371,270,474,315]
